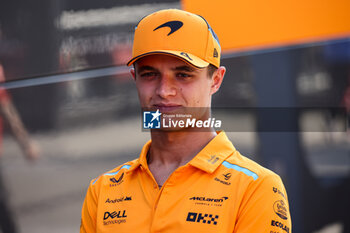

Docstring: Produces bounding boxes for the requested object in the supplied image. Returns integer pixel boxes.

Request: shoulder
[221,149,289,204]
[224,149,281,181]
[218,149,286,196]
[222,152,292,232]
[88,159,138,189]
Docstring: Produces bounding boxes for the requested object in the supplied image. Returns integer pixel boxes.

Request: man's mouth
[153,104,182,112]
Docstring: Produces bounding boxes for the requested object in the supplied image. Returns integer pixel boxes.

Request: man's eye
[140,72,158,78]
[176,73,192,79]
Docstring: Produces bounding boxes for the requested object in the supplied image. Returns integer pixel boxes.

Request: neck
[148,128,217,167]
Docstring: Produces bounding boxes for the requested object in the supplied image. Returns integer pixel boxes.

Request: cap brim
[127,50,209,68]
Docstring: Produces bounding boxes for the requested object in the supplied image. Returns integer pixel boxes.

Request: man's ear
[130,68,136,81]
[210,66,226,95]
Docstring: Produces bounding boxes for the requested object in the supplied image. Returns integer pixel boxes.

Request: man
[80,9,291,233]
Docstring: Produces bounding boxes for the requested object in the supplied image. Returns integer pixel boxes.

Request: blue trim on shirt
[222,161,259,180]
[92,164,131,185]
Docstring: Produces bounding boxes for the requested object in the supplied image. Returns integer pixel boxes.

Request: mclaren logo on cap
[180,52,193,61]
[154,21,183,36]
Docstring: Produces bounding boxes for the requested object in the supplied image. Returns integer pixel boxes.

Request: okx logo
[186,212,219,225]
[143,110,162,129]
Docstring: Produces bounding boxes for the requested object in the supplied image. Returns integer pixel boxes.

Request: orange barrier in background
[182,0,350,53]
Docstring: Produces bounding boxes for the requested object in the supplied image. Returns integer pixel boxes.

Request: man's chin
[151,126,186,132]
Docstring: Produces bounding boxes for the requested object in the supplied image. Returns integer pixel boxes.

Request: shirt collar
[132,131,235,174]
[188,131,235,173]
[127,140,151,172]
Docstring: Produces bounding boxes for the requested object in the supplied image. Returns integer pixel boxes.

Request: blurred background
[0,0,349,232]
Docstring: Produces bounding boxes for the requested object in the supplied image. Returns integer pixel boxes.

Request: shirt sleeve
[234,174,292,233]
[80,180,98,233]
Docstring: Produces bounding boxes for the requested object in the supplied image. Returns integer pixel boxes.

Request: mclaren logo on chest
[154,21,183,35]
[189,196,228,202]
[189,196,228,207]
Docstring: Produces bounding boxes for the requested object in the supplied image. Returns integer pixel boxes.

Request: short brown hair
[207,64,218,78]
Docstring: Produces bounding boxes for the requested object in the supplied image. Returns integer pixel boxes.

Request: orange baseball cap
[127,9,221,68]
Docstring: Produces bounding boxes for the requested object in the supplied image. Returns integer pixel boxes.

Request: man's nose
[155,76,176,98]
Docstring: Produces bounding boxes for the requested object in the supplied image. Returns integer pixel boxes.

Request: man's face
[131,54,224,113]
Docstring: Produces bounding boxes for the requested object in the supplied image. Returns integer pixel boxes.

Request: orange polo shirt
[80,131,291,233]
